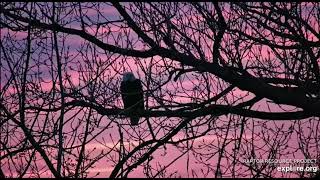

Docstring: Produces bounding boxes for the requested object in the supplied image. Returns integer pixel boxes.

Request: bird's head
[123,72,136,82]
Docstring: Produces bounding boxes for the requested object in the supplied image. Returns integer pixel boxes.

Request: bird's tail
[130,116,139,126]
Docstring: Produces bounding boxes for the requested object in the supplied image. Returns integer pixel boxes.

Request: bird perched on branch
[120,72,144,126]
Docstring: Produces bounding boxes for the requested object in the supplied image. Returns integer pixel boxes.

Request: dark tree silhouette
[0,2,319,178]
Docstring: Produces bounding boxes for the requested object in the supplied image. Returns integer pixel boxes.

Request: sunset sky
[0,2,319,178]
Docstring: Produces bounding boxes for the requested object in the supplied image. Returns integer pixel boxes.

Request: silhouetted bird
[120,72,144,126]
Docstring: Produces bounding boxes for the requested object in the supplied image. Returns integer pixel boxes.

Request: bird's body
[120,72,144,126]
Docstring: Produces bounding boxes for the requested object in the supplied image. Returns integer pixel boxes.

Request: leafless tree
[0,2,319,178]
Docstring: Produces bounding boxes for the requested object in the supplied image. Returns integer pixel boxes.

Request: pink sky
[1,2,319,178]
